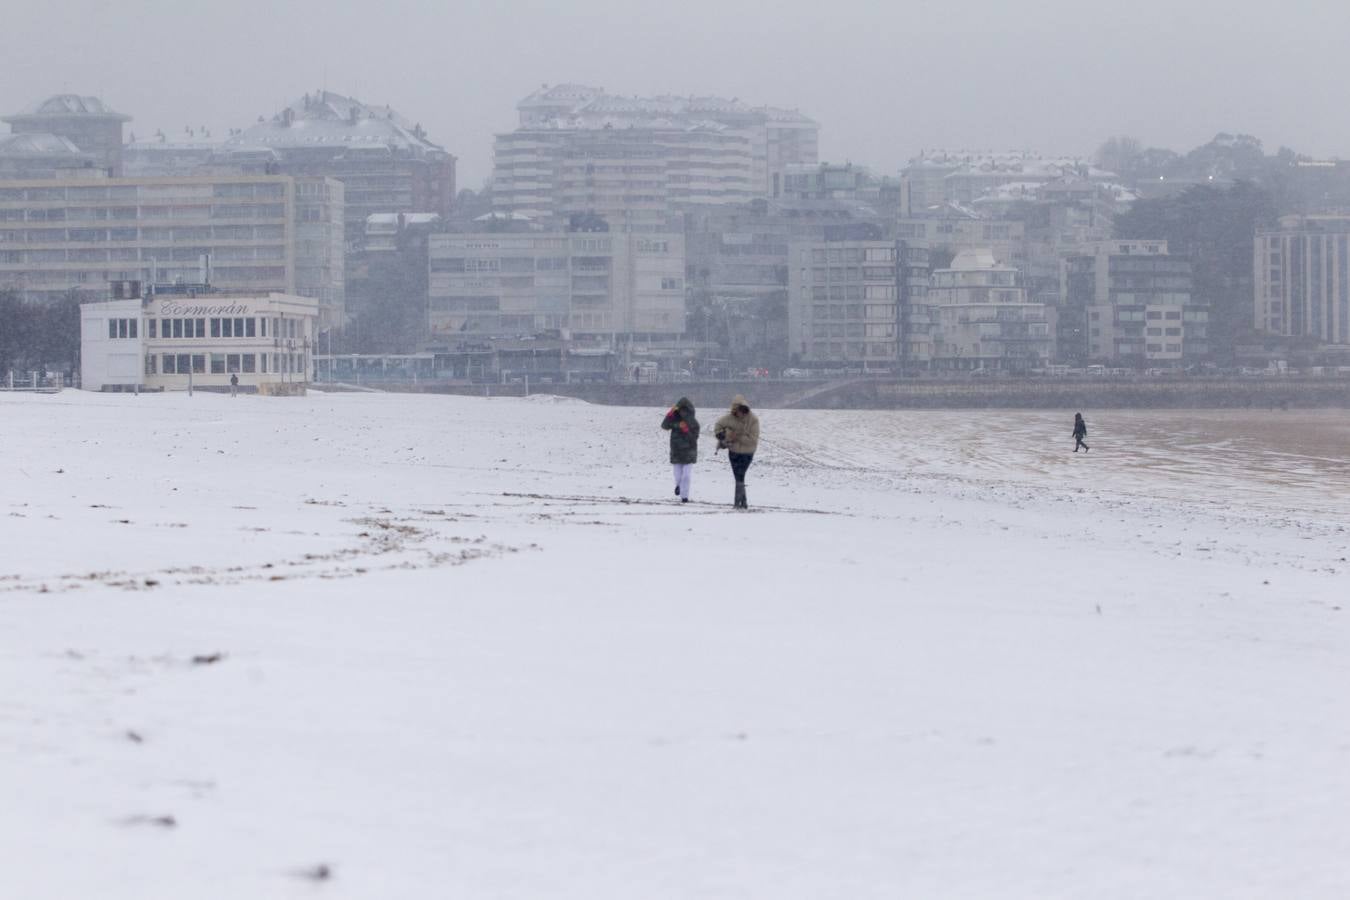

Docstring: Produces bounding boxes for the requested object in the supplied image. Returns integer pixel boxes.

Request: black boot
[734,481,747,509]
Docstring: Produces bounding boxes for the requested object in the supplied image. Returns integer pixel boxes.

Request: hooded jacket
[714,395,760,455]
[661,397,700,464]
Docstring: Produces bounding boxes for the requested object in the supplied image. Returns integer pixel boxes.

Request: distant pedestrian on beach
[229,372,239,398]
[714,395,760,509]
[661,397,700,502]
[1073,412,1090,452]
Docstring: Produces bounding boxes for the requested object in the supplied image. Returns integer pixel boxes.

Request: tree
[1095,136,1144,177]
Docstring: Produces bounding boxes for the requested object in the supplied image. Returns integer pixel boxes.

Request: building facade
[786,240,901,368]
[1062,240,1203,365]
[493,84,818,228]
[3,95,131,176]
[1254,214,1350,344]
[80,285,318,391]
[928,249,1053,371]
[428,230,686,342]
[218,91,455,246]
[0,174,344,328]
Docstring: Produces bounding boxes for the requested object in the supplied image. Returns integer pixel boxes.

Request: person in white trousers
[660,397,700,503]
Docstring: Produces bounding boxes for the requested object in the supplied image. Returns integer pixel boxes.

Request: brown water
[767,408,1350,520]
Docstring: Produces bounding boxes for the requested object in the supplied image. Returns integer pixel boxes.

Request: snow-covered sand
[2,391,1348,899]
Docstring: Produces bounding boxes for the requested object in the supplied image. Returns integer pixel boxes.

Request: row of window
[147,352,307,375]
[810,323,897,339]
[146,316,303,340]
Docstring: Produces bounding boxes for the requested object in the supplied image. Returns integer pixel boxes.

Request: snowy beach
[2,391,1348,899]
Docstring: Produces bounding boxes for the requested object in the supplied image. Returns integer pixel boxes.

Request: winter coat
[1073,417,1087,438]
[662,397,700,464]
[714,394,760,455]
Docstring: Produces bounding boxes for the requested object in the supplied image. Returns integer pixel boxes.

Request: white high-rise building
[0,174,345,328]
[493,84,818,229]
[1255,214,1350,344]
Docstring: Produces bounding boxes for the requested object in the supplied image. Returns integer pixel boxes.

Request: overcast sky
[3,0,1347,187]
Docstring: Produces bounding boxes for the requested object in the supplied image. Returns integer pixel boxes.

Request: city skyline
[3,0,1350,187]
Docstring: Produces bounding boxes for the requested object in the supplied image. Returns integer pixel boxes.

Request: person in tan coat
[713,394,760,509]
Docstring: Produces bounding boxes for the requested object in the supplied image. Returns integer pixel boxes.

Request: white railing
[0,371,65,393]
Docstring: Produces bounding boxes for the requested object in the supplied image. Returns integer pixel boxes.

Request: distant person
[661,397,700,502]
[715,395,760,509]
[1073,412,1090,452]
[229,372,239,398]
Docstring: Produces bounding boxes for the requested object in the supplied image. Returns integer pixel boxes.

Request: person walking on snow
[1073,412,1090,452]
[661,397,700,502]
[714,395,760,509]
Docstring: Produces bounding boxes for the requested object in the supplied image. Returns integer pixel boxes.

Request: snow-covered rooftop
[514,84,816,131]
[222,91,450,158]
[0,132,89,158]
[4,94,131,122]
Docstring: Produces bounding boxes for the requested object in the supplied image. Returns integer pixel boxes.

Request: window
[162,354,176,374]
[260,354,268,373]
[144,354,156,375]
[259,317,267,337]
[192,354,205,374]
[148,319,157,339]
[176,353,190,373]
[226,354,241,373]
[129,320,137,339]
[108,320,117,339]
[210,354,226,374]
[172,319,183,339]
[222,318,233,338]
[660,277,681,291]
[245,318,256,337]
[242,354,256,373]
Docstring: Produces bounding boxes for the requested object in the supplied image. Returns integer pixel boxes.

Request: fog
[3,0,1349,183]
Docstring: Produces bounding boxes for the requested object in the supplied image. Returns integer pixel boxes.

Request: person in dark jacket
[661,397,700,502]
[1073,412,1090,452]
[714,394,760,509]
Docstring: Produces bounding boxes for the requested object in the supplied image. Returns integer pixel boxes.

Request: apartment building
[901,151,1114,212]
[3,95,130,176]
[0,174,345,328]
[218,91,456,246]
[427,230,686,342]
[786,240,901,368]
[1254,214,1350,344]
[928,249,1053,371]
[493,84,818,228]
[896,213,1028,272]
[1061,240,1203,365]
